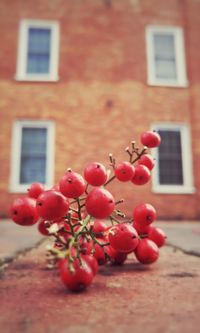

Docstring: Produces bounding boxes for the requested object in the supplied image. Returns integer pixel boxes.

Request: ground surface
[0,220,200,333]
[0,219,43,265]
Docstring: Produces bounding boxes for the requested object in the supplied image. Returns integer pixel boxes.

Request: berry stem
[75,215,91,240]
[76,198,83,220]
[70,196,86,205]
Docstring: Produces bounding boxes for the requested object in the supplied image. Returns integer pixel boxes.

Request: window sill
[147,79,189,88]
[9,183,52,193]
[15,74,59,82]
[152,185,195,194]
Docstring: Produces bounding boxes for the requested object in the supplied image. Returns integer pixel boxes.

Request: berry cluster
[10,130,166,292]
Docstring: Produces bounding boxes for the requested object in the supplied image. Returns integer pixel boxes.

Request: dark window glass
[27,28,51,74]
[20,127,47,184]
[158,130,183,185]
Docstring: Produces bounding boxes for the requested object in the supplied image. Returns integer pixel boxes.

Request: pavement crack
[166,244,200,258]
[167,272,198,278]
[0,238,45,270]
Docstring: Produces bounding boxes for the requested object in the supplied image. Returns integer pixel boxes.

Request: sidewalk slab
[0,242,199,333]
[0,219,43,265]
[156,221,200,256]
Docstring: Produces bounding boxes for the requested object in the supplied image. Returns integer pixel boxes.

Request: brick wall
[0,0,200,219]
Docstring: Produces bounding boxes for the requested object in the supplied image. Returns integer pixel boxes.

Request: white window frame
[16,19,59,82]
[151,123,195,194]
[146,26,188,87]
[10,120,55,193]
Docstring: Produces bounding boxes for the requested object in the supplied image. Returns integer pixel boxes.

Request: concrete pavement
[0,219,200,333]
[0,219,43,265]
[156,221,200,256]
[0,238,200,333]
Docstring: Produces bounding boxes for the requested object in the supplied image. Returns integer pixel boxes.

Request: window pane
[20,128,47,184]
[155,59,177,79]
[27,54,50,73]
[20,157,46,184]
[28,28,51,53]
[154,33,177,80]
[154,34,175,59]
[158,130,183,185]
[27,28,51,74]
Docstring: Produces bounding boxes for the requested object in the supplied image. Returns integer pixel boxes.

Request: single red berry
[131,165,151,185]
[37,219,51,236]
[137,154,155,171]
[59,258,94,292]
[81,254,98,275]
[106,245,127,265]
[85,188,115,219]
[79,237,93,255]
[133,221,150,235]
[148,226,166,248]
[91,220,108,237]
[114,161,135,182]
[36,190,69,220]
[84,162,107,186]
[10,197,38,226]
[93,240,108,265]
[59,169,86,199]
[140,131,161,148]
[27,182,45,199]
[134,238,159,264]
[133,203,156,225]
[108,223,139,253]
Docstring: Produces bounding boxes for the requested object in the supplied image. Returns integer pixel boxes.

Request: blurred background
[0,0,200,220]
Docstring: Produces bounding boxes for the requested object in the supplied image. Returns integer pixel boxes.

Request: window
[146,26,187,87]
[151,124,194,194]
[16,20,59,81]
[10,121,55,192]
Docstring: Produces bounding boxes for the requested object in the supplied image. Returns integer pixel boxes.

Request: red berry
[81,254,98,275]
[92,220,108,237]
[148,226,166,248]
[36,190,69,220]
[59,258,94,292]
[133,203,156,225]
[114,162,135,182]
[92,237,108,265]
[134,238,159,264]
[133,221,150,235]
[84,162,107,186]
[140,131,161,148]
[27,182,45,199]
[10,197,38,226]
[59,169,86,199]
[131,165,151,185]
[106,246,127,265]
[37,219,50,236]
[85,188,115,219]
[108,223,139,253]
[79,237,93,255]
[137,154,155,171]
